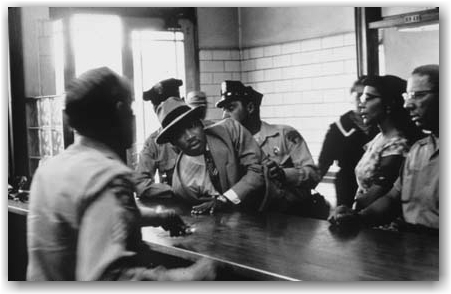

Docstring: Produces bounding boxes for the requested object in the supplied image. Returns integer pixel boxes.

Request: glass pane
[50,96,64,127]
[25,100,39,128]
[51,129,64,155]
[71,14,123,76]
[53,20,65,94]
[37,99,51,127]
[39,128,52,157]
[27,129,40,157]
[132,30,186,146]
[379,25,439,78]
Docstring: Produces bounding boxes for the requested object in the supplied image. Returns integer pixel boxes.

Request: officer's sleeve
[76,175,151,280]
[135,137,160,198]
[283,128,321,189]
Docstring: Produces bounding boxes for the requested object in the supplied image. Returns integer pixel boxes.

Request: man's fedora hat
[156,97,205,144]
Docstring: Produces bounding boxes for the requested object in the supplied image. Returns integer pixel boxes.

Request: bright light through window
[53,20,64,94]
[132,31,185,146]
[70,14,123,76]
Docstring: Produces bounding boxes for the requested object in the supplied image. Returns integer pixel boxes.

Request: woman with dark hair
[317,76,378,208]
[353,75,423,210]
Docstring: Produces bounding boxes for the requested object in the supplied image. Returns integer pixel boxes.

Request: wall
[198,7,358,161]
[21,7,53,97]
[197,7,239,49]
[199,49,242,120]
[239,7,355,48]
[240,33,358,159]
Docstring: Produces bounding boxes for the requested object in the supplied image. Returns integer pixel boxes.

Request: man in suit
[136,83,213,200]
[155,97,265,214]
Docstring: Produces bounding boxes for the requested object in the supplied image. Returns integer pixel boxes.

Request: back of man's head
[64,67,130,135]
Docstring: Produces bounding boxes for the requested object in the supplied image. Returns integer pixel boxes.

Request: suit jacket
[172,118,265,210]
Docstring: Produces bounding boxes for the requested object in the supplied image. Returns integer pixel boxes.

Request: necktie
[204,149,222,194]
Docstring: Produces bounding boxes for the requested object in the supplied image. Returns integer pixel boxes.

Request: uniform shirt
[253,121,320,189]
[135,129,179,198]
[390,134,439,228]
[27,136,153,280]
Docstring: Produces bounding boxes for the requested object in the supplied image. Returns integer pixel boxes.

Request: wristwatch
[216,194,228,204]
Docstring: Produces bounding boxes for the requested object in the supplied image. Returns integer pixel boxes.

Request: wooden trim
[369,8,438,29]
[355,7,381,77]
[49,7,196,24]
[8,8,30,177]
[26,94,63,99]
[62,17,75,148]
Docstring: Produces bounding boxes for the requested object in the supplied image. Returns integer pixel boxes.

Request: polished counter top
[8,198,439,281]
[138,199,439,281]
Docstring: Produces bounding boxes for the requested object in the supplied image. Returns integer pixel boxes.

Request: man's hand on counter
[328,205,362,228]
[159,209,192,237]
[191,195,229,215]
[139,207,192,237]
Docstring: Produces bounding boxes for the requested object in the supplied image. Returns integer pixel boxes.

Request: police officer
[135,78,184,199]
[217,81,325,217]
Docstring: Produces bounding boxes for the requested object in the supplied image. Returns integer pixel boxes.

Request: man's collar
[74,134,121,161]
[258,121,280,138]
[253,121,280,146]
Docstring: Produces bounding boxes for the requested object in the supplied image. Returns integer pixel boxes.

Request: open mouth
[410,114,420,122]
[189,140,201,149]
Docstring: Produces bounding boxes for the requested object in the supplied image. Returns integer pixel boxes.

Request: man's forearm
[139,207,163,227]
[284,165,320,189]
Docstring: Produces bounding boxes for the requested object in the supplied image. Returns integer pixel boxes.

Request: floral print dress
[355,132,410,194]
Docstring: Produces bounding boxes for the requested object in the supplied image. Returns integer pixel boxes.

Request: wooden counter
[8,199,439,281]
[138,199,439,281]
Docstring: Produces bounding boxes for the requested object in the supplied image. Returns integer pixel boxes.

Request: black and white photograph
[6,4,440,284]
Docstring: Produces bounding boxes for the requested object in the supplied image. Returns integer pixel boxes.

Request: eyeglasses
[402,90,436,101]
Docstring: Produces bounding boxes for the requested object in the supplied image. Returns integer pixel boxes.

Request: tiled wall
[199,49,242,121]
[199,32,358,161]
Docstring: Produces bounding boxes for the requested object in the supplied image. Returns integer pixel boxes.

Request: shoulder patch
[110,176,137,209]
[286,130,303,144]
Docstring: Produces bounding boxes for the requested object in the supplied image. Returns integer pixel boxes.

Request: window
[24,19,65,176]
[71,14,123,76]
[131,30,186,147]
